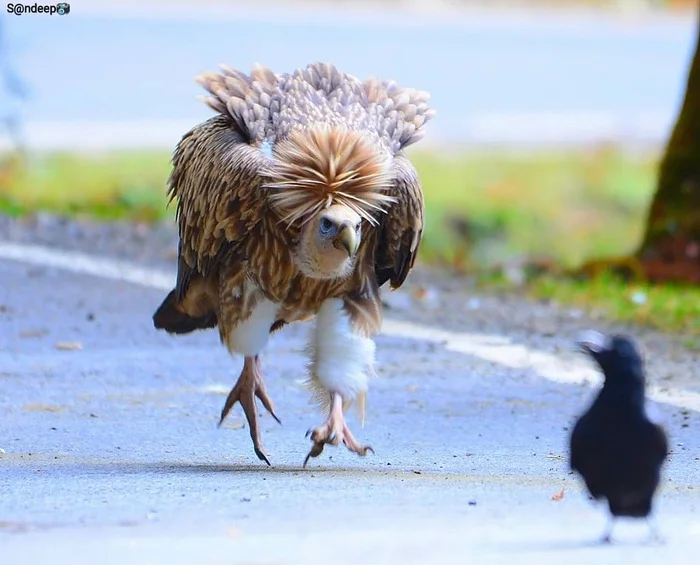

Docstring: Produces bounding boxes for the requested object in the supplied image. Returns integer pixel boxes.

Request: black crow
[569,330,669,543]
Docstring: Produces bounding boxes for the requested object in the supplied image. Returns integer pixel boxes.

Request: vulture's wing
[169,65,279,301]
[364,79,434,290]
[374,154,424,289]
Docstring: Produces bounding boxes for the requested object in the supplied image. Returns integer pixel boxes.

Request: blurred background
[1,0,698,333]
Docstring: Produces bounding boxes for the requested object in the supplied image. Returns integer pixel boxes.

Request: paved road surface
[2,241,700,563]
[0,5,697,148]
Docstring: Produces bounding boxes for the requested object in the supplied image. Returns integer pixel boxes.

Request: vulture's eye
[319,218,335,235]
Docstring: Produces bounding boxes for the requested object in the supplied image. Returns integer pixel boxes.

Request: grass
[1,145,697,337]
[525,273,700,338]
[412,145,657,271]
[0,152,172,222]
[0,146,659,267]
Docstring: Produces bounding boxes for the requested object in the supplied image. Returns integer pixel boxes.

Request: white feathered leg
[303,298,376,467]
[219,293,281,466]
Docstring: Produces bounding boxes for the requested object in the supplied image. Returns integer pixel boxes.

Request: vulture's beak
[336,224,359,258]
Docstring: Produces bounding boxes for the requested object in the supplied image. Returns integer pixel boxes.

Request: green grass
[0,146,659,267]
[0,152,173,222]
[525,272,700,338]
[411,146,657,271]
[3,145,697,337]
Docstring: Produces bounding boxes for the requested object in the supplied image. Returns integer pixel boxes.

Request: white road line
[1,240,698,413]
[0,242,174,290]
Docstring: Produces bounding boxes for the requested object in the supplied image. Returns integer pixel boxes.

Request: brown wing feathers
[360,76,432,288]
[374,153,425,289]
[168,121,269,286]
[196,63,279,143]
[362,77,436,153]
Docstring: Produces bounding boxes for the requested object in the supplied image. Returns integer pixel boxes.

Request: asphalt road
[0,4,698,147]
[2,241,700,564]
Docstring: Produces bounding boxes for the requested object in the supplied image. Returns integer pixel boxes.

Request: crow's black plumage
[569,331,669,543]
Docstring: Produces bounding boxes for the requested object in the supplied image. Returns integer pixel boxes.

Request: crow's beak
[576,330,610,355]
[335,224,359,258]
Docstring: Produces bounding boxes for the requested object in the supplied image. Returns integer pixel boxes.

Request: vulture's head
[296,203,362,278]
[264,125,396,280]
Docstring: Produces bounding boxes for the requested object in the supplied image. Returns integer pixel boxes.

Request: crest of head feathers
[263,126,397,227]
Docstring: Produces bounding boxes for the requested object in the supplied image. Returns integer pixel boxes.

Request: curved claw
[254,446,272,467]
[303,442,326,468]
[217,386,240,428]
[303,391,374,468]
[255,383,282,425]
[344,442,374,456]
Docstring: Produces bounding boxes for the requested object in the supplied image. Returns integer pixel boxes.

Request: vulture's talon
[254,446,272,467]
[219,355,279,465]
[303,392,373,467]
[256,385,282,425]
[303,442,327,468]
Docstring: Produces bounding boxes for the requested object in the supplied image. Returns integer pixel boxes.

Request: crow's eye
[319,218,334,234]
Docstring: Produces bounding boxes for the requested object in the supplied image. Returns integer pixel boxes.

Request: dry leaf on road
[551,488,565,501]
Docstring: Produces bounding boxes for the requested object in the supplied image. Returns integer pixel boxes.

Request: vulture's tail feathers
[153,289,217,335]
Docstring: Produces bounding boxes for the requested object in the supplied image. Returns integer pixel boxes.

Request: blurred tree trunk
[637,5,700,283]
[0,13,27,194]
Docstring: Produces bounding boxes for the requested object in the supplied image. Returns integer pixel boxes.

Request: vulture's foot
[303,391,373,467]
[218,355,281,466]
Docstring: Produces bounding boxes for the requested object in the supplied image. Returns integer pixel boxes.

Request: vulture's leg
[303,298,376,467]
[219,355,281,465]
[219,294,281,465]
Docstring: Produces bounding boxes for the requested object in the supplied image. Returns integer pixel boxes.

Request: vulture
[153,61,435,466]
